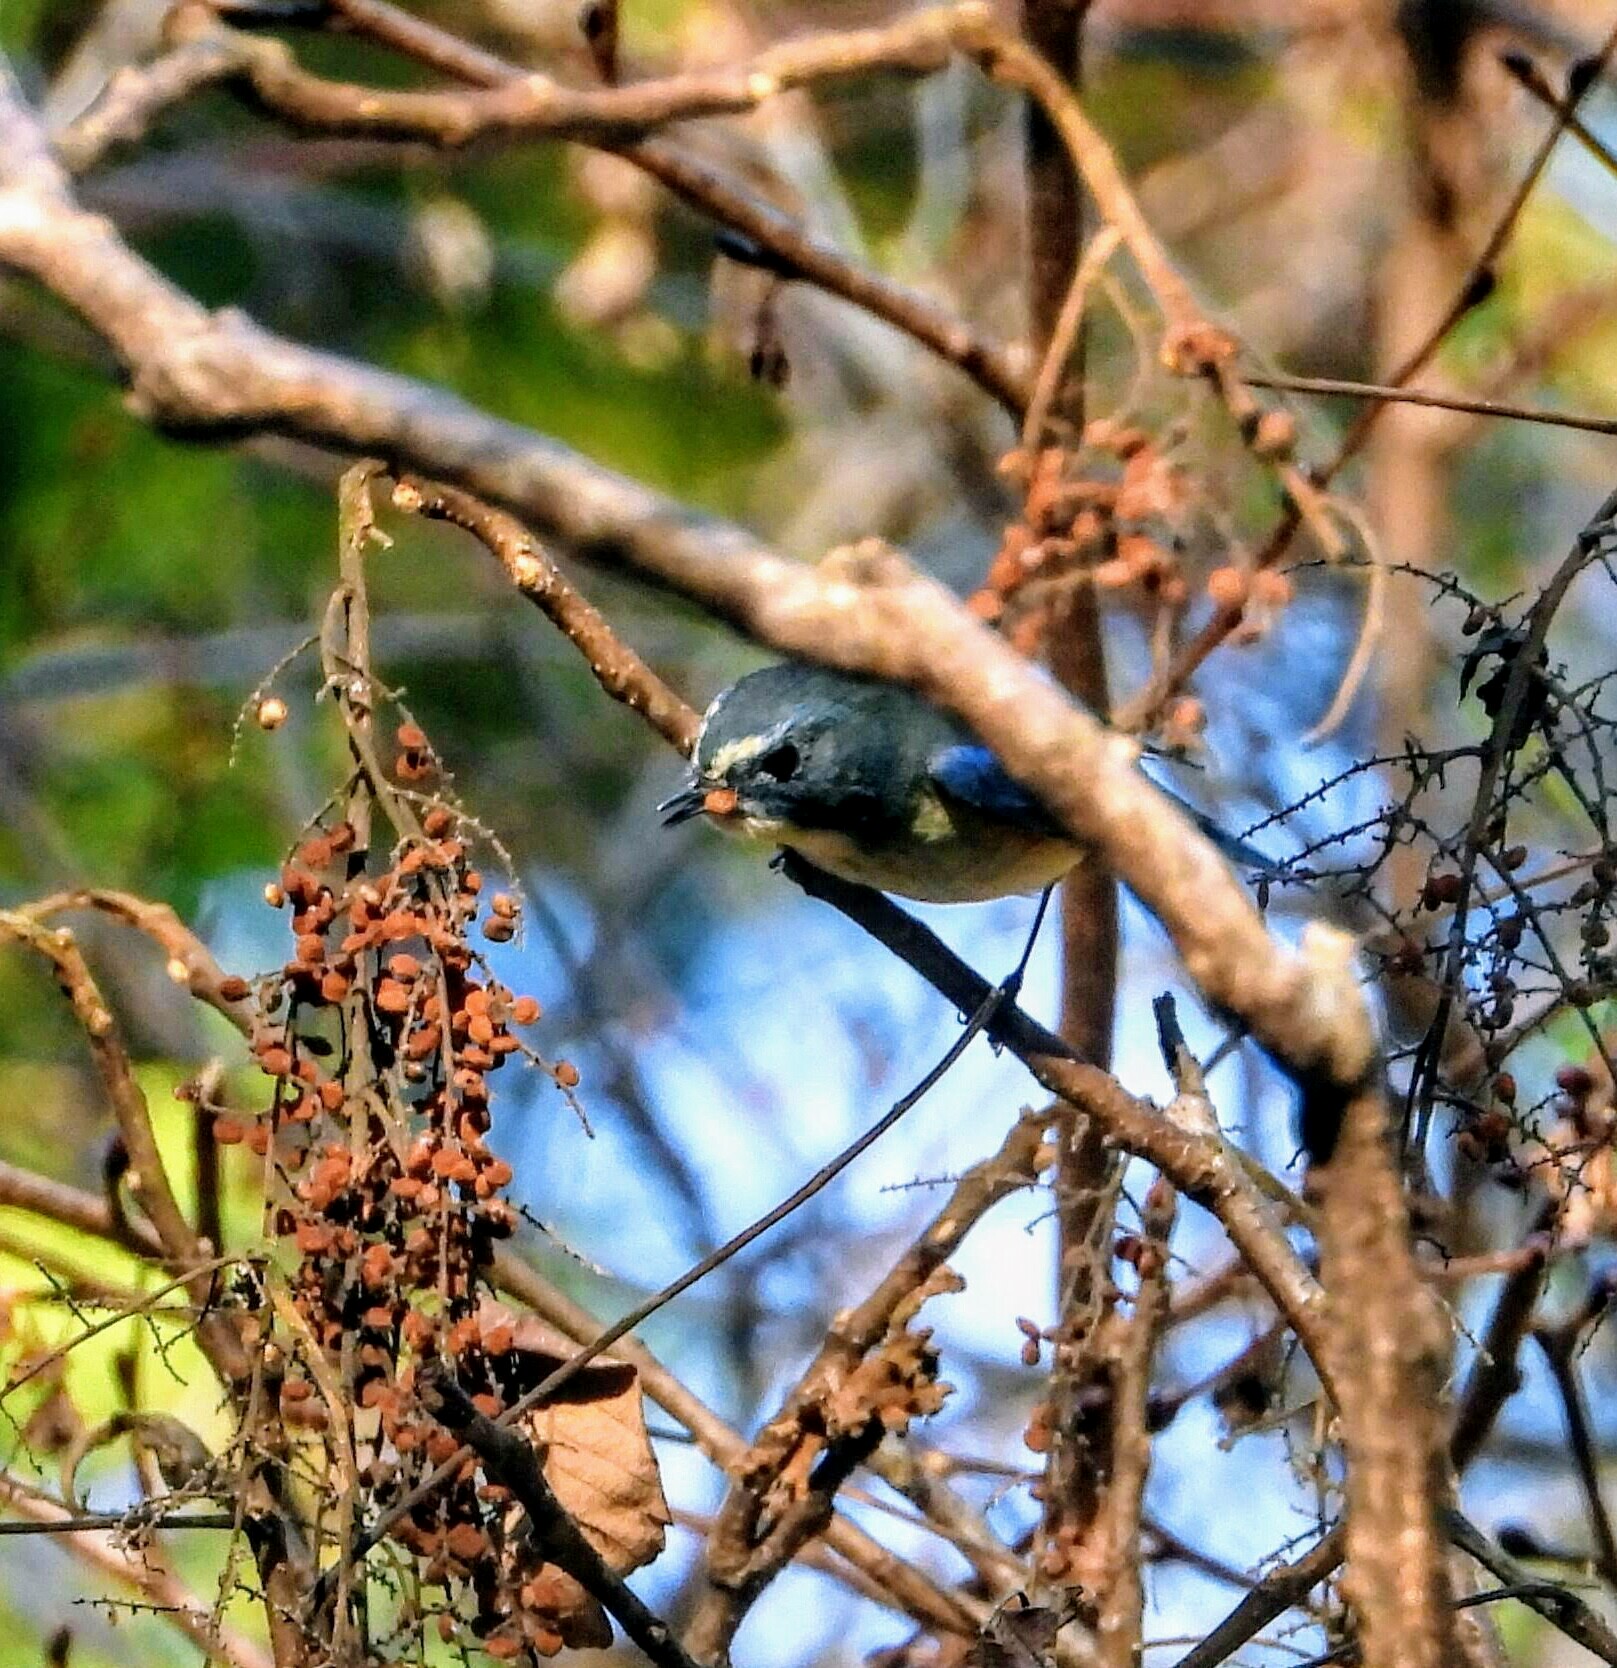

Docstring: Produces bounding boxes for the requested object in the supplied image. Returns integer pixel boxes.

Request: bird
[658,662,1266,904]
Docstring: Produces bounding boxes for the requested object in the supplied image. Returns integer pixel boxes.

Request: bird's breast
[768,821,1079,903]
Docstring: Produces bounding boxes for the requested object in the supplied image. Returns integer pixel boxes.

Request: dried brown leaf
[966,1594,1080,1668]
[480,1301,671,1574]
[522,1382,670,1573]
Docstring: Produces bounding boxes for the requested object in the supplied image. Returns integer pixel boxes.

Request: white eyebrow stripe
[708,732,770,779]
[692,686,730,771]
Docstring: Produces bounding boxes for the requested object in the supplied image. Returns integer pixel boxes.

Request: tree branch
[165,2,956,150]
[421,1375,707,1668]
[492,1252,984,1641]
[0,1474,274,1668]
[687,1109,1051,1658]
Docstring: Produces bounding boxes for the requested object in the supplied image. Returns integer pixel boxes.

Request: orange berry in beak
[703,786,740,817]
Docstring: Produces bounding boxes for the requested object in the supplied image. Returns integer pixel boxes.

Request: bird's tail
[1156,784,1271,871]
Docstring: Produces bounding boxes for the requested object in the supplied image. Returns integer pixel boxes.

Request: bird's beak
[659,777,709,827]
[659,776,742,827]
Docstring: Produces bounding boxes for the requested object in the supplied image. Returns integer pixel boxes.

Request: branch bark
[1019,0,1120,1595]
[1311,1088,1454,1668]
[421,1376,708,1668]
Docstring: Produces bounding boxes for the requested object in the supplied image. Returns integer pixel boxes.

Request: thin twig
[1411,487,1617,1148]
[1245,370,1617,438]
[1168,1525,1345,1668]
[167,0,1029,414]
[389,476,698,754]
[0,1511,236,1534]
[1094,1183,1174,1668]
[1444,1507,1617,1665]
[322,980,1016,1608]
[0,910,247,1383]
[0,1157,163,1258]
[421,1375,706,1668]
[493,1254,982,1638]
[1535,1303,1617,1587]
[166,2,959,150]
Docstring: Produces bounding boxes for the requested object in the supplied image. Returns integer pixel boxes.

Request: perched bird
[658,663,1265,904]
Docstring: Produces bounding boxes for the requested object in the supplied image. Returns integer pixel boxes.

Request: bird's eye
[758,742,800,782]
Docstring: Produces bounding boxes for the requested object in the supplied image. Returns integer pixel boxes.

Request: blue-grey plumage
[658,663,1265,904]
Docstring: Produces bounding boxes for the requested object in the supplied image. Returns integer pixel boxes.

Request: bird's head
[658,664,914,840]
[658,664,842,836]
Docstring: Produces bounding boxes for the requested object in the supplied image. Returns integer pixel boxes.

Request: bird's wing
[931,743,1270,869]
[927,744,1064,834]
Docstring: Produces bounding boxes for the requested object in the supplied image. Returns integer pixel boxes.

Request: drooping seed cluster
[215,732,599,1661]
[969,424,1293,711]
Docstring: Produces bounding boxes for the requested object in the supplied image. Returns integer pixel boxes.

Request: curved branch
[165,2,956,149]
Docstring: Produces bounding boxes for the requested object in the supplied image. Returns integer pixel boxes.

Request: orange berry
[1168,696,1205,734]
[1252,568,1295,608]
[1206,566,1248,611]
[259,1046,293,1078]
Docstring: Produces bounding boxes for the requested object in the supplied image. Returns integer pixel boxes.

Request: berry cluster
[214,740,598,1661]
[969,423,1294,707]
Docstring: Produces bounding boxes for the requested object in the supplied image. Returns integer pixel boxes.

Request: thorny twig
[0,1473,274,1668]
[1409,488,1617,1153]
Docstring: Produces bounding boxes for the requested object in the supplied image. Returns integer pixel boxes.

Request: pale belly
[731,816,1080,904]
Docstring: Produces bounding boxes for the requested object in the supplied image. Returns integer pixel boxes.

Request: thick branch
[1311,1088,1454,1668]
[0,59,785,590]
